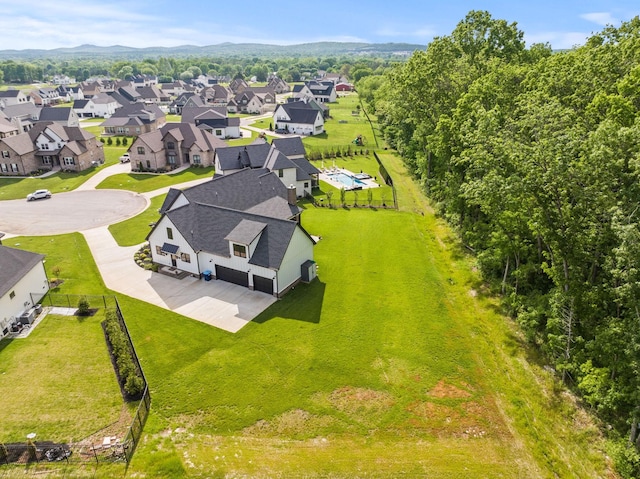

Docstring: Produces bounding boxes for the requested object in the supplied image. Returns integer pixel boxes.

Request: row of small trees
[307,146,369,161]
[103,309,145,400]
[99,137,129,146]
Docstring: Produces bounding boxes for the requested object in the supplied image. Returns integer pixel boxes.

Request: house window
[168,155,176,164]
[10,163,18,172]
[63,157,75,165]
[278,169,283,178]
[304,182,309,188]
[233,244,247,258]
[146,160,151,169]
[193,155,201,165]
[155,245,167,256]
[42,156,52,165]
[117,127,126,134]
[41,143,49,150]
[180,252,191,263]
[137,146,145,155]
[136,128,141,134]
[0,164,7,172]
[166,227,173,240]
[215,129,222,136]
[167,141,175,150]
[1,151,8,158]
[9,290,15,299]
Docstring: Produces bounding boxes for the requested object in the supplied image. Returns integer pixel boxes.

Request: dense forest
[358,10,640,476]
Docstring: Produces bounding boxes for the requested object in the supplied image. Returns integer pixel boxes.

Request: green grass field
[0,311,123,443]
[0,94,617,478]
[108,194,165,246]
[95,167,214,193]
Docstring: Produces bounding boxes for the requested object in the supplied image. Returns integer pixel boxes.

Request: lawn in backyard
[119,205,610,478]
[95,167,214,193]
[0,311,124,443]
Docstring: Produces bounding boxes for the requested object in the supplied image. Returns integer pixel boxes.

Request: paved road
[0,189,148,236]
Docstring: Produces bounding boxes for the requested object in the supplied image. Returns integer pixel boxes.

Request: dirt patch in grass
[406,400,498,439]
[243,409,341,439]
[328,386,395,414]
[428,379,473,399]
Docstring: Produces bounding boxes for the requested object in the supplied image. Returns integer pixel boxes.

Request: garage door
[253,274,274,294]
[215,265,249,287]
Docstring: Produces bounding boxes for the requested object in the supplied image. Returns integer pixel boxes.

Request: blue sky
[1,0,639,51]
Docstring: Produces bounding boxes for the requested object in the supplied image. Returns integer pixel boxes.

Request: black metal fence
[3,294,150,468]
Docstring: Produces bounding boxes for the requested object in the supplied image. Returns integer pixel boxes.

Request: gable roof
[272,137,307,158]
[215,142,272,171]
[1,133,36,155]
[165,202,298,269]
[39,107,74,122]
[0,245,45,298]
[159,168,299,219]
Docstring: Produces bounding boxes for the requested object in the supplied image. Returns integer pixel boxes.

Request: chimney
[287,184,297,206]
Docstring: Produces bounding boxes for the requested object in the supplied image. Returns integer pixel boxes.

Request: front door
[171,255,177,267]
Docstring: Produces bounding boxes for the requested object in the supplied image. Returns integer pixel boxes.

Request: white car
[27,189,52,201]
[119,153,131,163]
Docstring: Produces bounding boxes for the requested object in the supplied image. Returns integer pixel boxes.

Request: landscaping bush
[77,296,90,315]
[102,309,145,400]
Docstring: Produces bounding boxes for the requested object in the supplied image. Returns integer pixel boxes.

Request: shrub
[107,137,113,146]
[103,309,145,400]
[77,296,90,315]
[115,138,121,146]
[122,137,128,146]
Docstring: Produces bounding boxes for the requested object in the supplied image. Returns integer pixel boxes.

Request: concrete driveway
[0,190,148,235]
[0,162,277,333]
[82,227,276,333]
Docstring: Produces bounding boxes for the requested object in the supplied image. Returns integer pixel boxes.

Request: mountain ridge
[0,42,426,60]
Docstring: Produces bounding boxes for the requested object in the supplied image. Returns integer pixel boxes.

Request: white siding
[276,227,314,294]
[0,261,49,337]
[148,217,199,274]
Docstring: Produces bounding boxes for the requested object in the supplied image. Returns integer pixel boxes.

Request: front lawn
[0,170,99,200]
[95,167,214,193]
[108,194,165,246]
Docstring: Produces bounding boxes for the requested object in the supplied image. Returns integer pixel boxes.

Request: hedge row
[103,309,145,400]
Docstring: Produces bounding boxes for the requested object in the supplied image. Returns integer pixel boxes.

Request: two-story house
[147,167,316,296]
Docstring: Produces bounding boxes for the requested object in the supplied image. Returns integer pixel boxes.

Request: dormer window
[167,141,175,150]
[233,244,247,258]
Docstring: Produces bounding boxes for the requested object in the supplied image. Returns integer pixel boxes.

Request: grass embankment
[95,167,214,193]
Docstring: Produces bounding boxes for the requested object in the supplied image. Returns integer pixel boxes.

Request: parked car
[119,153,131,163]
[27,189,52,201]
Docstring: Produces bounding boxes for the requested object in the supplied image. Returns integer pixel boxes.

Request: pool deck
[318,167,380,190]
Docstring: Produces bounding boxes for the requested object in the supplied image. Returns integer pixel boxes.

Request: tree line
[358,10,640,476]
[0,54,395,84]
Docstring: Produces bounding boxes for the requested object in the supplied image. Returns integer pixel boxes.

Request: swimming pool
[327,172,366,188]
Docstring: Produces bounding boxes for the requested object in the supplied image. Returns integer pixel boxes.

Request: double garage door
[214,265,273,294]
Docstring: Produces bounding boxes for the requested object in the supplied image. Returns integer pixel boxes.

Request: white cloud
[524,31,590,50]
[580,12,620,26]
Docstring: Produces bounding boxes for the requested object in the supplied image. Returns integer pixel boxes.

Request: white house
[273,100,325,136]
[147,168,316,296]
[0,245,49,338]
[73,94,119,118]
[0,90,31,108]
[214,140,320,198]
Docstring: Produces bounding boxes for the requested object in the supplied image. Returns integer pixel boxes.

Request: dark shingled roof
[215,142,272,171]
[186,168,299,218]
[166,202,297,269]
[38,107,74,122]
[0,246,45,298]
[271,137,307,158]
